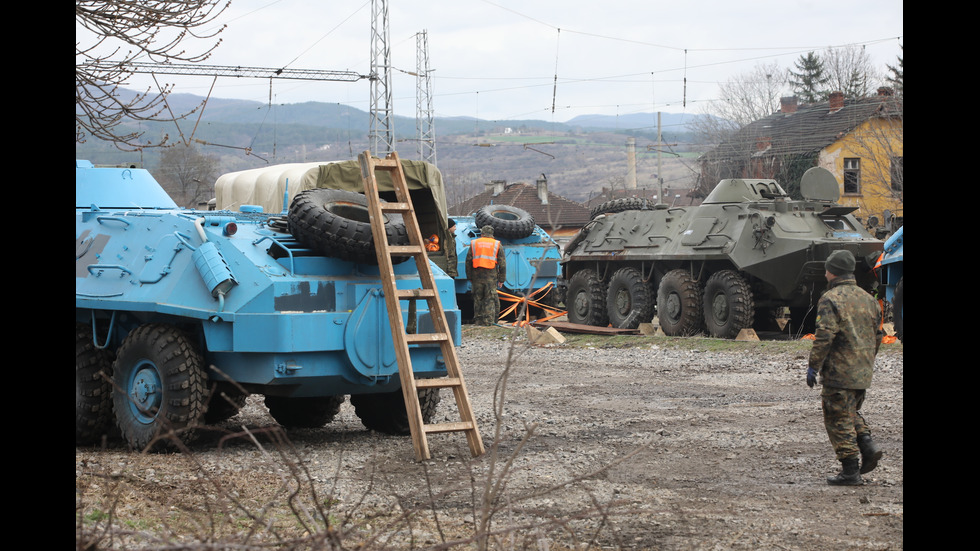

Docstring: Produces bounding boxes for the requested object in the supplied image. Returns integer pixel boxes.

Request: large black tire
[474,205,535,239]
[203,383,249,424]
[264,395,345,428]
[606,267,655,329]
[893,277,903,344]
[76,323,115,445]
[287,188,409,264]
[566,269,609,326]
[657,269,703,336]
[702,270,755,339]
[589,197,652,220]
[351,388,440,435]
[112,324,207,451]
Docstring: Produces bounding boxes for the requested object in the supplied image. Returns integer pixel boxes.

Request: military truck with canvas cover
[214,159,457,277]
[76,159,460,450]
[560,167,883,338]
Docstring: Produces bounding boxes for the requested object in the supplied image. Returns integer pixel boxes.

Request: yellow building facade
[818,116,903,227]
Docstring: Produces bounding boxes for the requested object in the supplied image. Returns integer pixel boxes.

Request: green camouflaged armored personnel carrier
[560,167,883,338]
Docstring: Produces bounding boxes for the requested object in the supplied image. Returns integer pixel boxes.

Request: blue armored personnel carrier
[76,160,459,450]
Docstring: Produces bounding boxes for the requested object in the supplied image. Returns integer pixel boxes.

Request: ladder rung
[373,158,400,168]
[424,421,476,434]
[396,288,437,300]
[415,377,462,389]
[388,245,426,255]
[381,202,412,213]
[404,332,451,344]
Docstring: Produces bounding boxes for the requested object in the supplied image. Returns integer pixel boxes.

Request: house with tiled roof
[698,88,903,231]
[448,176,591,248]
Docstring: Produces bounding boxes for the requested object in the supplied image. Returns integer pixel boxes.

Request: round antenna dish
[800,167,840,202]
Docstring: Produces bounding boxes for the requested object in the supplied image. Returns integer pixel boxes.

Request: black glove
[806,367,818,388]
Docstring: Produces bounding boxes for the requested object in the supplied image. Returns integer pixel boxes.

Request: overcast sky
[84,0,903,123]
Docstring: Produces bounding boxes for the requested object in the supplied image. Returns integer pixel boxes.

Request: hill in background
[76,91,714,204]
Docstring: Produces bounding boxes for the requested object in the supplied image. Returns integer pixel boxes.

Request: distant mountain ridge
[143,90,707,136]
[77,89,715,203]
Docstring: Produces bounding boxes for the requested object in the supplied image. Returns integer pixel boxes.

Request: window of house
[843,158,860,195]
[890,157,903,191]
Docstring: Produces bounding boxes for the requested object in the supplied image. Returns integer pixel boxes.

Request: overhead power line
[84,61,368,82]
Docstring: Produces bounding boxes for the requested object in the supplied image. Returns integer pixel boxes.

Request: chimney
[626,137,637,189]
[877,86,894,97]
[780,96,798,114]
[486,180,506,196]
[536,175,549,205]
[829,91,844,113]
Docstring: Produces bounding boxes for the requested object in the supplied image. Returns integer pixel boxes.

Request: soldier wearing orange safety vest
[465,225,506,325]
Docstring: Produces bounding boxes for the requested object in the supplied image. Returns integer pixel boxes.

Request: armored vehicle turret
[560,167,883,338]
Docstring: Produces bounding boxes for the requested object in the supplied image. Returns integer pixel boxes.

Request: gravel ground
[75,324,903,550]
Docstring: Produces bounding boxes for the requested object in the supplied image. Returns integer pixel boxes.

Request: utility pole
[626,137,636,189]
[416,30,436,165]
[369,0,394,155]
[657,112,663,202]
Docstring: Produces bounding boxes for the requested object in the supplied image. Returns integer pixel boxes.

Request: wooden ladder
[358,150,485,461]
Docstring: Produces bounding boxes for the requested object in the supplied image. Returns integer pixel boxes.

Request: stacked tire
[287,188,409,264]
[474,205,535,239]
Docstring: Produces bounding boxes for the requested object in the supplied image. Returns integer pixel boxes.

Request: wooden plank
[532,321,640,335]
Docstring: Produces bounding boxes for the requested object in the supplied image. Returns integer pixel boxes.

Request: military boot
[826,457,862,486]
[857,434,883,474]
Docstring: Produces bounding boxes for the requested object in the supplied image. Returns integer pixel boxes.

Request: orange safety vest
[471,237,500,269]
[426,234,440,251]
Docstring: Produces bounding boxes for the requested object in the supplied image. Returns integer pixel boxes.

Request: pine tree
[886,44,903,95]
[788,52,828,104]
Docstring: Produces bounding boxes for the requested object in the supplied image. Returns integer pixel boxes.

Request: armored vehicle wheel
[893,277,903,344]
[606,267,655,329]
[474,205,535,239]
[657,269,703,336]
[589,197,651,220]
[76,323,115,445]
[703,270,755,339]
[287,188,409,264]
[566,269,609,326]
[264,395,345,428]
[112,324,207,451]
[351,388,440,435]
[204,384,249,424]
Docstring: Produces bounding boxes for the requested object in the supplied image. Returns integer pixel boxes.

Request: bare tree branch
[75,0,230,150]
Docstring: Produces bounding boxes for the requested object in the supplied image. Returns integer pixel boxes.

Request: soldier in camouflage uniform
[807,249,885,486]
[465,225,506,326]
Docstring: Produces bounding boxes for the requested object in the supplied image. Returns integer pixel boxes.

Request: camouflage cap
[825,249,855,275]
[481,225,494,236]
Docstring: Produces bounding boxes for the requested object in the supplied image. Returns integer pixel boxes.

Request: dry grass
[76,329,645,551]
